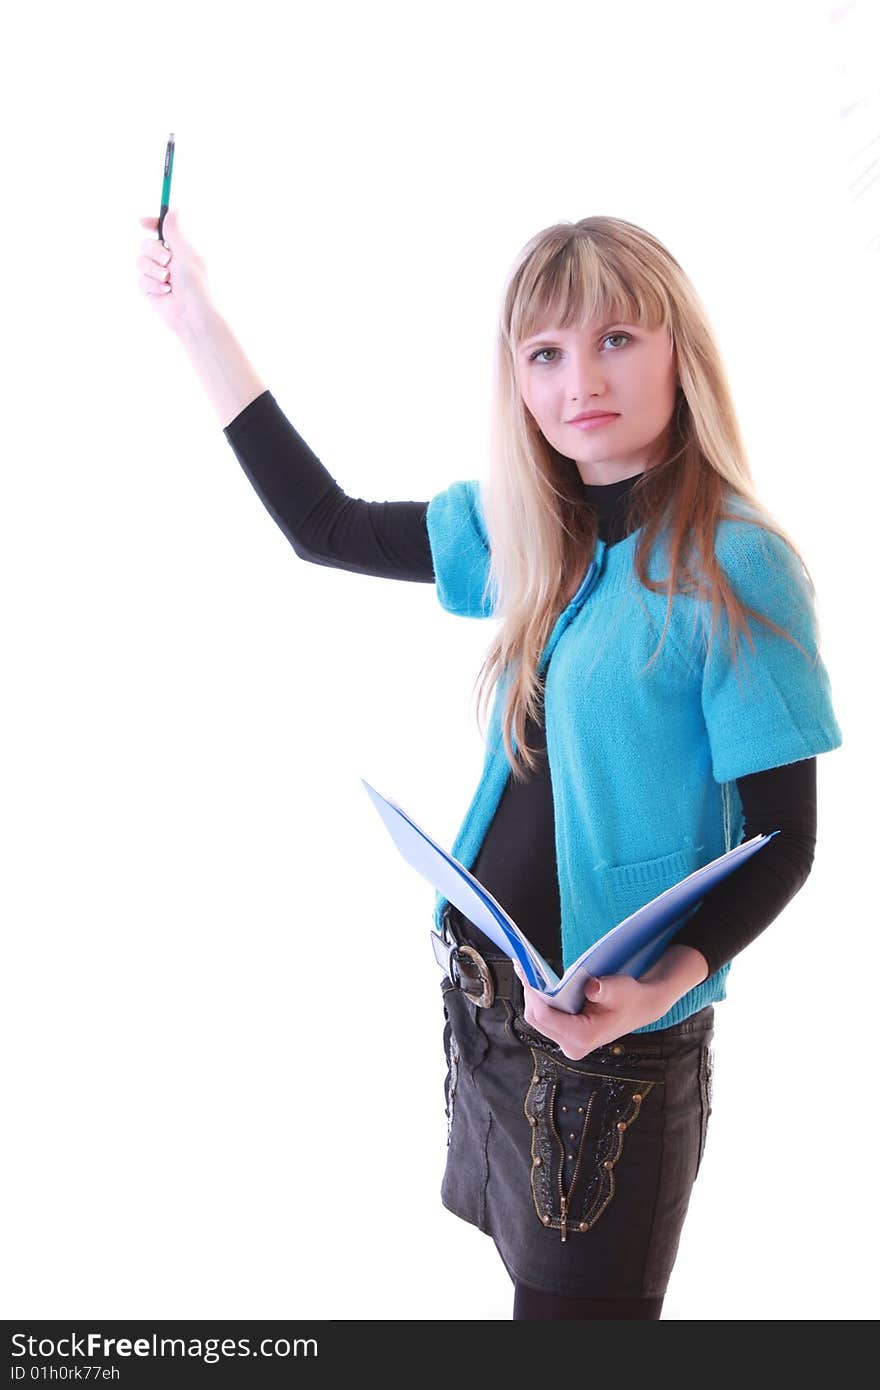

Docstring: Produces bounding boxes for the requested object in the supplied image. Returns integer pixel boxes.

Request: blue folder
[362,777,778,1013]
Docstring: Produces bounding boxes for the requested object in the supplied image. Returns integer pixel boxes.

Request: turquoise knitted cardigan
[424,481,843,1031]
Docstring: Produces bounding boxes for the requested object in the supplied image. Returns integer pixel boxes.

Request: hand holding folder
[362,778,778,1014]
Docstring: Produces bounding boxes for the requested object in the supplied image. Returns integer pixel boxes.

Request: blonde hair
[472,215,815,780]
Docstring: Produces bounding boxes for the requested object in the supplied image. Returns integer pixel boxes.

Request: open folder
[362,777,778,1014]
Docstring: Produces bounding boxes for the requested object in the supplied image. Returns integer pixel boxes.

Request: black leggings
[513,1281,664,1320]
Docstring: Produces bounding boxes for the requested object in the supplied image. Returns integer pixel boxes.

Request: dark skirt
[440,953,715,1299]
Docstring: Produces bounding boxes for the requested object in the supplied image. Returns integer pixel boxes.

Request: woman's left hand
[513,965,669,1059]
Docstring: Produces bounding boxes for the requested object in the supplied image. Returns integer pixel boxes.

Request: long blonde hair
[473,215,816,780]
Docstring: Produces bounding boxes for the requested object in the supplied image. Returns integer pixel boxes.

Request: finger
[525,1001,565,1040]
[139,274,172,296]
[137,252,171,283]
[141,235,171,256]
[560,1022,599,1059]
[527,991,558,1023]
[139,214,171,250]
[140,240,172,267]
[582,975,604,1004]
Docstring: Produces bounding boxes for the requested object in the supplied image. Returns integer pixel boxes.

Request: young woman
[136,210,842,1320]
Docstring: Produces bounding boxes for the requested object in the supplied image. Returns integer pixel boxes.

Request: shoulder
[426,479,489,547]
[711,494,813,612]
[425,479,494,618]
[699,496,842,778]
[694,494,824,674]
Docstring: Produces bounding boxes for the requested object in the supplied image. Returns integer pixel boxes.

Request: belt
[431,909,522,1008]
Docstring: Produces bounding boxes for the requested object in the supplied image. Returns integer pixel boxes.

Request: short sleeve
[424,479,495,618]
[700,519,843,783]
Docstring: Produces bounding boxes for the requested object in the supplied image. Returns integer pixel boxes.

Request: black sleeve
[671,757,817,978]
[222,389,436,583]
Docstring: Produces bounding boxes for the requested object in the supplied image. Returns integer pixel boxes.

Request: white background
[2,0,877,1321]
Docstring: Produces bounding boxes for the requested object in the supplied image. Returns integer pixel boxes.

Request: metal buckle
[450,943,495,1009]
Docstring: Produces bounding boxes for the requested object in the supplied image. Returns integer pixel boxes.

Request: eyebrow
[519,322,634,349]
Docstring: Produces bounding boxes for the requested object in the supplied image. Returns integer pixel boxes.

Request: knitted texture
[425,480,843,1031]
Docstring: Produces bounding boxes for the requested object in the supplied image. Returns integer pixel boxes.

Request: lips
[568,413,619,431]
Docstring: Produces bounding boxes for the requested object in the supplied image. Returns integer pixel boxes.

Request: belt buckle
[451,943,495,1009]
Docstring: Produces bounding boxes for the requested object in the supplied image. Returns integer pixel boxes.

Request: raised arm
[222,388,435,582]
[137,207,435,583]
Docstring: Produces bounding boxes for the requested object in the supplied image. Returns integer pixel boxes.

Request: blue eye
[528,332,631,364]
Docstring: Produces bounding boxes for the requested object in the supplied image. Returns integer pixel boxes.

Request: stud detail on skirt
[522,1049,658,1242]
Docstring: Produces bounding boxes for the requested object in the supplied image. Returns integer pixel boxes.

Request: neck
[577,468,642,547]
[576,465,646,487]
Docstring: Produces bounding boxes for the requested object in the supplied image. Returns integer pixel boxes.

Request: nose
[564,344,608,400]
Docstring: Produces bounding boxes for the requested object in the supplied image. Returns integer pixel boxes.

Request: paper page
[362,779,560,988]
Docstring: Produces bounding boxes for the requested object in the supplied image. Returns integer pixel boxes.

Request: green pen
[158,132,175,246]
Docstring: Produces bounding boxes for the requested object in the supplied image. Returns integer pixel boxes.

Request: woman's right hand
[136,207,214,335]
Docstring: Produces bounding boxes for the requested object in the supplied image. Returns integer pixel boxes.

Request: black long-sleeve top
[222,388,818,979]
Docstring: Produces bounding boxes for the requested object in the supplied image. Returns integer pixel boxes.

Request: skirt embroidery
[523,1047,658,1242]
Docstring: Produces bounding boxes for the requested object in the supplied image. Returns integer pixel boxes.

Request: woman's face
[515,318,678,485]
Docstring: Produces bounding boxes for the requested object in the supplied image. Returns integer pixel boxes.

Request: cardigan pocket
[600,845,701,926]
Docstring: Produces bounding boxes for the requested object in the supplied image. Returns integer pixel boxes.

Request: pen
[158,132,175,245]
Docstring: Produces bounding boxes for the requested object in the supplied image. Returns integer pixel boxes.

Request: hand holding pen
[135,132,215,335]
[135,131,267,424]
[136,206,214,334]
